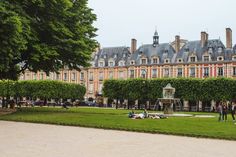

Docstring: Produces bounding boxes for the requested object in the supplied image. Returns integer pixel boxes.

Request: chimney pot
[226,28,232,49]
[131,38,137,53]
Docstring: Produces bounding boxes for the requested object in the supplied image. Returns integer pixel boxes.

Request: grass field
[0,107,236,140]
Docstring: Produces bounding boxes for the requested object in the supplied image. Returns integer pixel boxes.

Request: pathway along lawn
[0,107,235,140]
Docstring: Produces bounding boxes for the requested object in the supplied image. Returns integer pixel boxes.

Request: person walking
[231,102,236,122]
[218,103,223,122]
[222,103,228,122]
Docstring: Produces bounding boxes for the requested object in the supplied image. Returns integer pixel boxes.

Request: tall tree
[0,0,97,80]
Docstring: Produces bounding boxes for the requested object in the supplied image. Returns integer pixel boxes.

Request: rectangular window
[80,72,84,81]
[71,72,76,81]
[89,83,94,93]
[177,68,183,77]
[109,62,114,67]
[33,73,37,80]
[99,62,104,67]
[152,69,157,78]
[153,58,158,64]
[164,68,169,77]
[203,67,209,77]
[99,72,103,81]
[98,83,103,94]
[203,56,209,62]
[190,57,196,62]
[218,67,223,76]
[141,69,147,78]
[64,73,67,80]
[190,67,195,77]
[233,67,236,76]
[89,72,93,81]
[141,59,146,64]
[109,71,113,79]
[119,71,124,79]
[130,70,135,78]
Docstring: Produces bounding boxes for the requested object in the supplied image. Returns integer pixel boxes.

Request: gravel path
[0,121,235,157]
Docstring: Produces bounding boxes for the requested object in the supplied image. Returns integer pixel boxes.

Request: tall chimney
[131,38,137,53]
[201,32,208,47]
[226,28,232,49]
[175,35,180,52]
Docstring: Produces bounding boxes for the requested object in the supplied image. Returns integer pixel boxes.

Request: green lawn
[0,107,236,140]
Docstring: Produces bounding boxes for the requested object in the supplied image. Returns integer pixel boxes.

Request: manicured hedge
[0,80,86,99]
[103,78,236,101]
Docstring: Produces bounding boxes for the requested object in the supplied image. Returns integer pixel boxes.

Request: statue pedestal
[163,103,173,114]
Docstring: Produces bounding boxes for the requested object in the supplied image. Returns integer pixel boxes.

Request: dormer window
[232,55,236,61]
[189,56,197,62]
[203,55,210,62]
[217,56,224,61]
[108,59,115,67]
[109,61,114,67]
[99,61,104,67]
[118,60,125,66]
[141,58,147,64]
[98,59,105,67]
[177,58,183,63]
[114,54,117,58]
[130,60,135,65]
[152,58,158,64]
[103,54,107,59]
[164,59,170,63]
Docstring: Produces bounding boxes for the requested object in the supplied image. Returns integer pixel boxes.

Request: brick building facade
[20,28,236,104]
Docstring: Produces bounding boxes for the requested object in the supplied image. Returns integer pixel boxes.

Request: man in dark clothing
[231,102,236,122]
[222,104,227,121]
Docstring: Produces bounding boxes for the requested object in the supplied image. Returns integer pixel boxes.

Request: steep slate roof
[94,46,131,67]
[129,43,176,65]
[94,37,235,67]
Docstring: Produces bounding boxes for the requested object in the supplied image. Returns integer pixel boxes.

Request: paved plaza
[0,121,235,157]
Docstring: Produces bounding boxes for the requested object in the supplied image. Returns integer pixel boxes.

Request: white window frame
[164,59,170,64]
[177,58,183,63]
[203,55,210,62]
[218,67,224,76]
[189,56,197,62]
[118,60,125,66]
[140,69,147,78]
[217,56,224,61]
[177,68,183,77]
[130,60,135,65]
[108,59,115,67]
[152,57,159,64]
[98,59,105,67]
[203,67,210,77]
[163,68,169,77]
[189,67,196,77]
[140,58,147,65]
[232,67,236,76]
[152,69,157,78]
[129,69,135,78]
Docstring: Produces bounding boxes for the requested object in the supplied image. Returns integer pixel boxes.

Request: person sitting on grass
[128,110,135,118]
[143,109,149,118]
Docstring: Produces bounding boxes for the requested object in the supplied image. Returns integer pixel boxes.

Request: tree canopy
[0,0,97,80]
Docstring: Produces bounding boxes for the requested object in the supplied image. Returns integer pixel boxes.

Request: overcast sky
[88,0,236,48]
